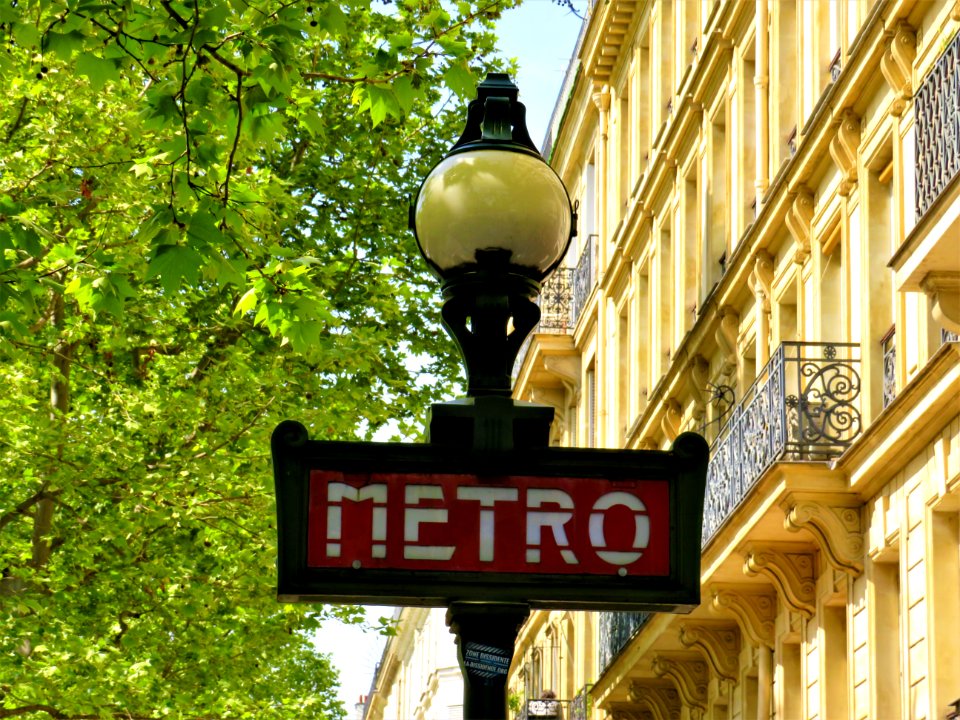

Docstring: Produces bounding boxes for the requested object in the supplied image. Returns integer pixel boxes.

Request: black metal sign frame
[272,420,707,612]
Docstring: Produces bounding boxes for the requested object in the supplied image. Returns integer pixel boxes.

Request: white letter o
[588,492,650,565]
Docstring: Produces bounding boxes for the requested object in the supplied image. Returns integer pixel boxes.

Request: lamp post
[410,73,575,719]
[271,72,707,720]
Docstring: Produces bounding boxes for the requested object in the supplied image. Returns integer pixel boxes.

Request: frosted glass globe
[414,149,572,279]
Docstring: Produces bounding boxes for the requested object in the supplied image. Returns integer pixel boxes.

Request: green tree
[0,0,513,716]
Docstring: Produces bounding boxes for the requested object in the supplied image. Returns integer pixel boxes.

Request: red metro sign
[310,471,670,576]
[273,422,708,611]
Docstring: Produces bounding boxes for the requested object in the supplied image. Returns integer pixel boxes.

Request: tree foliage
[0,0,513,716]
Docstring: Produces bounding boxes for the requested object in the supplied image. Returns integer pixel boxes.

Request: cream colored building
[510,0,960,719]
[362,607,463,720]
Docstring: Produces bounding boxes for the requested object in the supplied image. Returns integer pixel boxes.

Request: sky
[313,3,585,716]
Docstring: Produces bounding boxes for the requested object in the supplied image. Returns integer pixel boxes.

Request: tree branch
[159,0,250,78]
[3,97,29,144]
[222,72,243,205]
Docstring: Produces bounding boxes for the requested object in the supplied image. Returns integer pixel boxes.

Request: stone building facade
[509,1,960,719]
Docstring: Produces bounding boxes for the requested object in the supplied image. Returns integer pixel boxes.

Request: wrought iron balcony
[569,684,593,720]
[572,234,598,324]
[598,611,651,673]
[540,267,574,332]
[516,698,570,720]
[916,29,960,218]
[702,342,862,543]
[512,267,574,379]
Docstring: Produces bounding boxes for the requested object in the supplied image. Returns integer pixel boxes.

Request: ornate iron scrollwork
[702,342,862,544]
[572,234,597,323]
[916,31,960,218]
[598,611,651,673]
[539,267,573,332]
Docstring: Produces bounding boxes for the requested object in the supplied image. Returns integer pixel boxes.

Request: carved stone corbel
[638,437,659,450]
[715,306,739,377]
[742,543,817,618]
[543,355,581,385]
[687,355,710,424]
[880,22,916,115]
[749,251,774,313]
[652,654,709,719]
[661,398,682,441]
[678,623,740,684]
[784,189,814,263]
[921,272,960,334]
[593,86,612,112]
[627,682,681,720]
[783,497,864,576]
[828,110,861,196]
[708,585,776,648]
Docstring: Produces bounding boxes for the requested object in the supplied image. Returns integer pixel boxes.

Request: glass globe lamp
[410,74,576,397]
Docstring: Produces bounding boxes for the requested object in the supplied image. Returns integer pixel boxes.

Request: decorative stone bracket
[687,355,710,424]
[782,496,864,576]
[715,306,739,378]
[679,623,740,684]
[651,654,709,720]
[880,22,917,116]
[921,272,960,334]
[708,584,776,649]
[749,251,774,313]
[626,682,681,720]
[661,397,682,442]
[828,110,861,196]
[741,543,817,618]
[785,188,815,263]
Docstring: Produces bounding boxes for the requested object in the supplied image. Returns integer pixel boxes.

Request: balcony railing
[916,29,960,218]
[702,342,862,543]
[882,329,897,409]
[540,267,574,332]
[598,611,651,673]
[572,234,598,324]
[512,268,574,378]
[516,699,570,720]
[569,684,593,720]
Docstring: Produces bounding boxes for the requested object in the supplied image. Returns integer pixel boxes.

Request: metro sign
[273,421,708,611]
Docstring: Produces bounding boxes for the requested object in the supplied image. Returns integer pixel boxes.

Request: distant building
[362,607,463,720]
[510,0,960,719]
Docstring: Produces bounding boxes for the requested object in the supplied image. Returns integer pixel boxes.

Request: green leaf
[365,84,397,126]
[443,60,476,99]
[146,244,204,293]
[392,76,416,115]
[76,54,120,90]
[44,30,86,58]
[234,286,258,315]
